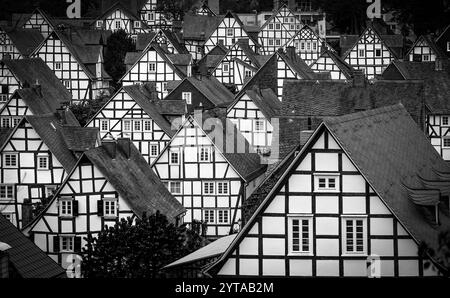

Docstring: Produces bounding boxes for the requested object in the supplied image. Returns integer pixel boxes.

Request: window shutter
[53,235,60,252]
[74,237,82,252]
[97,199,104,216]
[72,200,79,216]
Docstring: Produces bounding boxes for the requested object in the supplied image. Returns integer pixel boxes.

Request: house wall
[408,39,437,62]
[285,27,327,66]
[427,115,450,161]
[139,0,172,29]
[152,117,246,238]
[33,32,92,103]
[164,80,215,113]
[215,129,437,277]
[0,121,68,228]
[0,65,21,109]
[0,96,31,128]
[23,12,52,38]
[121,48,182,99]
[86,89,171,164]
[344,28,395,79]
[311,54,351,80]
[0,31,22,60]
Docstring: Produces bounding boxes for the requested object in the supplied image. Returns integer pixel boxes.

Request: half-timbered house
[152,109,267,238]
[436,24,450,57]
[164,76,234,113]
[93,1,149,41]
[227,87,280,153]
[258,5,301,55]
[310,49,355,80]
[285,25,333,66]
[194,3,217,16]
[0,27,43,60]
[203,12,259,56]
[0,58,71,111]
[0,110,99,228]
[0,214,66,278]
[381,60,450,160]
[121,43,192,99]
[32,29,112,102]
[138,0,172,30]
[406,35,447,62]
[22,8,54,38]
[135,30,188,55]
[86,83,185,164]
[212,39,270,91]
[203,104,448,277]
[238,47,317,101]
[24,139,185,270]
[341,24,403,79]
[182,13,222,61]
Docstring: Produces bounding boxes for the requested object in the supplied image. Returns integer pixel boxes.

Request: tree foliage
[419,230,450,277]
[69,94,109,127]
[81,211,206,278]
[156,0,198,22]
[104,29,135,90]
[219,0,272,14]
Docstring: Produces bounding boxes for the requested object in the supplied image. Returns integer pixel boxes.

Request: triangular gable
[343,26,397,60]
[22,8,54,38]
[259,4,299,33]
[310,50,353,80]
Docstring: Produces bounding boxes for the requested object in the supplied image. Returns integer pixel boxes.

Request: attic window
[148,63,156,73]
[134,21,141,28]
[226,28,234,37]
[422,54,430,62]
[275,39,281,46]
[103,197,118,218]
[442,116,449,126]
[268,23,274,30]
[275,23,281,30]
[222,63,230,73]
[375,49,382,57]
[55,62,62,70]
[115,21,121,29]
[359,49,365,57]
[148,13,155,22]
[443,138,450,148]
[37,153,50,170]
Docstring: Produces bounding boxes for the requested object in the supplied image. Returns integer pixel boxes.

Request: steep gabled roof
[83,140,186,220]
[184,76,234,107]
[382,60,450,114]
[93,1,141,23]
[277,48,316,79]
[182,13,222,41]
[1,58,72,107]
[136,30,188,54]
[206,104,450,276]
[406,35,448,60]
[228,87,280,121]
[0,215,65,278]
[259,3,296,31]
[280,79,426,126]
[3,27,44,57]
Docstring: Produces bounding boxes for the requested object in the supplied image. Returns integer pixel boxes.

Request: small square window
[375,49,382,57]
[275,23,281,30]
[148,13,155,21]
[245,69,252,78]
[226,28,234,37]
[423,54,430,61]
[60,236,74,252]
[100,119,109,132]
[442,116,449,126]
[1,117,10,128]
[133,120,142,131]
[0,185,14,200]
[96,20,103,27]
[254,119,265,132]
[122,119,131,132]
[103,198,118,217]
[55,62,62,70]
[134,21,141,28]
[182,92,192,104]
[37,154,49,170]
[199,147,210,162]
[169,181,182,194]
[149,143,159,157]
[217,209,229,224]
[203,181,215,195]
[268,23,274,30]
[268,39,274,46]
[3,153,18,168]
[217,182,229,195]
[143,120,152,131]
[223,63,230,73]
[443,138,450,148]
[115,21,121,29]
[203,209,215,223]
[148,63,156,73]
[169,150,180,165]
[275,39,281,46]
[315,175,339,192]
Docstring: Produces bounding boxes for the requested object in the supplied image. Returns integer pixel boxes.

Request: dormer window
[222,63,230,73]
[148,62,156,73]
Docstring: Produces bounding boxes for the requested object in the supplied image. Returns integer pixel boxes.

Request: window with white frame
[217,182,229,195]
[359,49,365,57]
[223,63,230,73]
[306,42,311,50]
[169,181,182,194]
[1,117,10,128]
[288,215,313,254]
[169,149,180,165]
[12,118,20,127]
[100,119,109,131]
[0,185,14,201]
[226,28,234,37]
[268,39,274,46]
[122,119,131,132]
[284,17,289,23]
[148,62,156,73]
[203,209,215,223]
[143,120,152,132]
[245,69,252,78]
[115,21,121,29]
[199,147,210,162]
[290,24,295,30]
[3,153,18,168]
[312,42,317,51]
[443,138,450,148]
[103,198,118,217]
[423,54,430,61]
[254,119,265,132]
[203,181,215,195]
[133,120,142,131]
[134,21,141,28]
[60,236,74,252]
[443,116,449,126]
[37,154,49,170]
[300,41,305,50]
[275,39,281,46]
[314,175,339,191]
[63,80,71,89]
[275,23,281,30]
[342,217,367,255]
[59,197,73,217]
[217,209,229,224]
[55,62,62,70]
[182,92,192,104]
[268,23,274,30]
[149,143,159,157]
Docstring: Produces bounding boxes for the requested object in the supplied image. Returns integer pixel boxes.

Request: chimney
[285,46,296,61]
[56,107,67,125]
[300,130,314,146]
[32,79,42,97]
[117,138,131,159]
[0,244,11,278]
[352,69,366,87]
[103,141,117,159]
